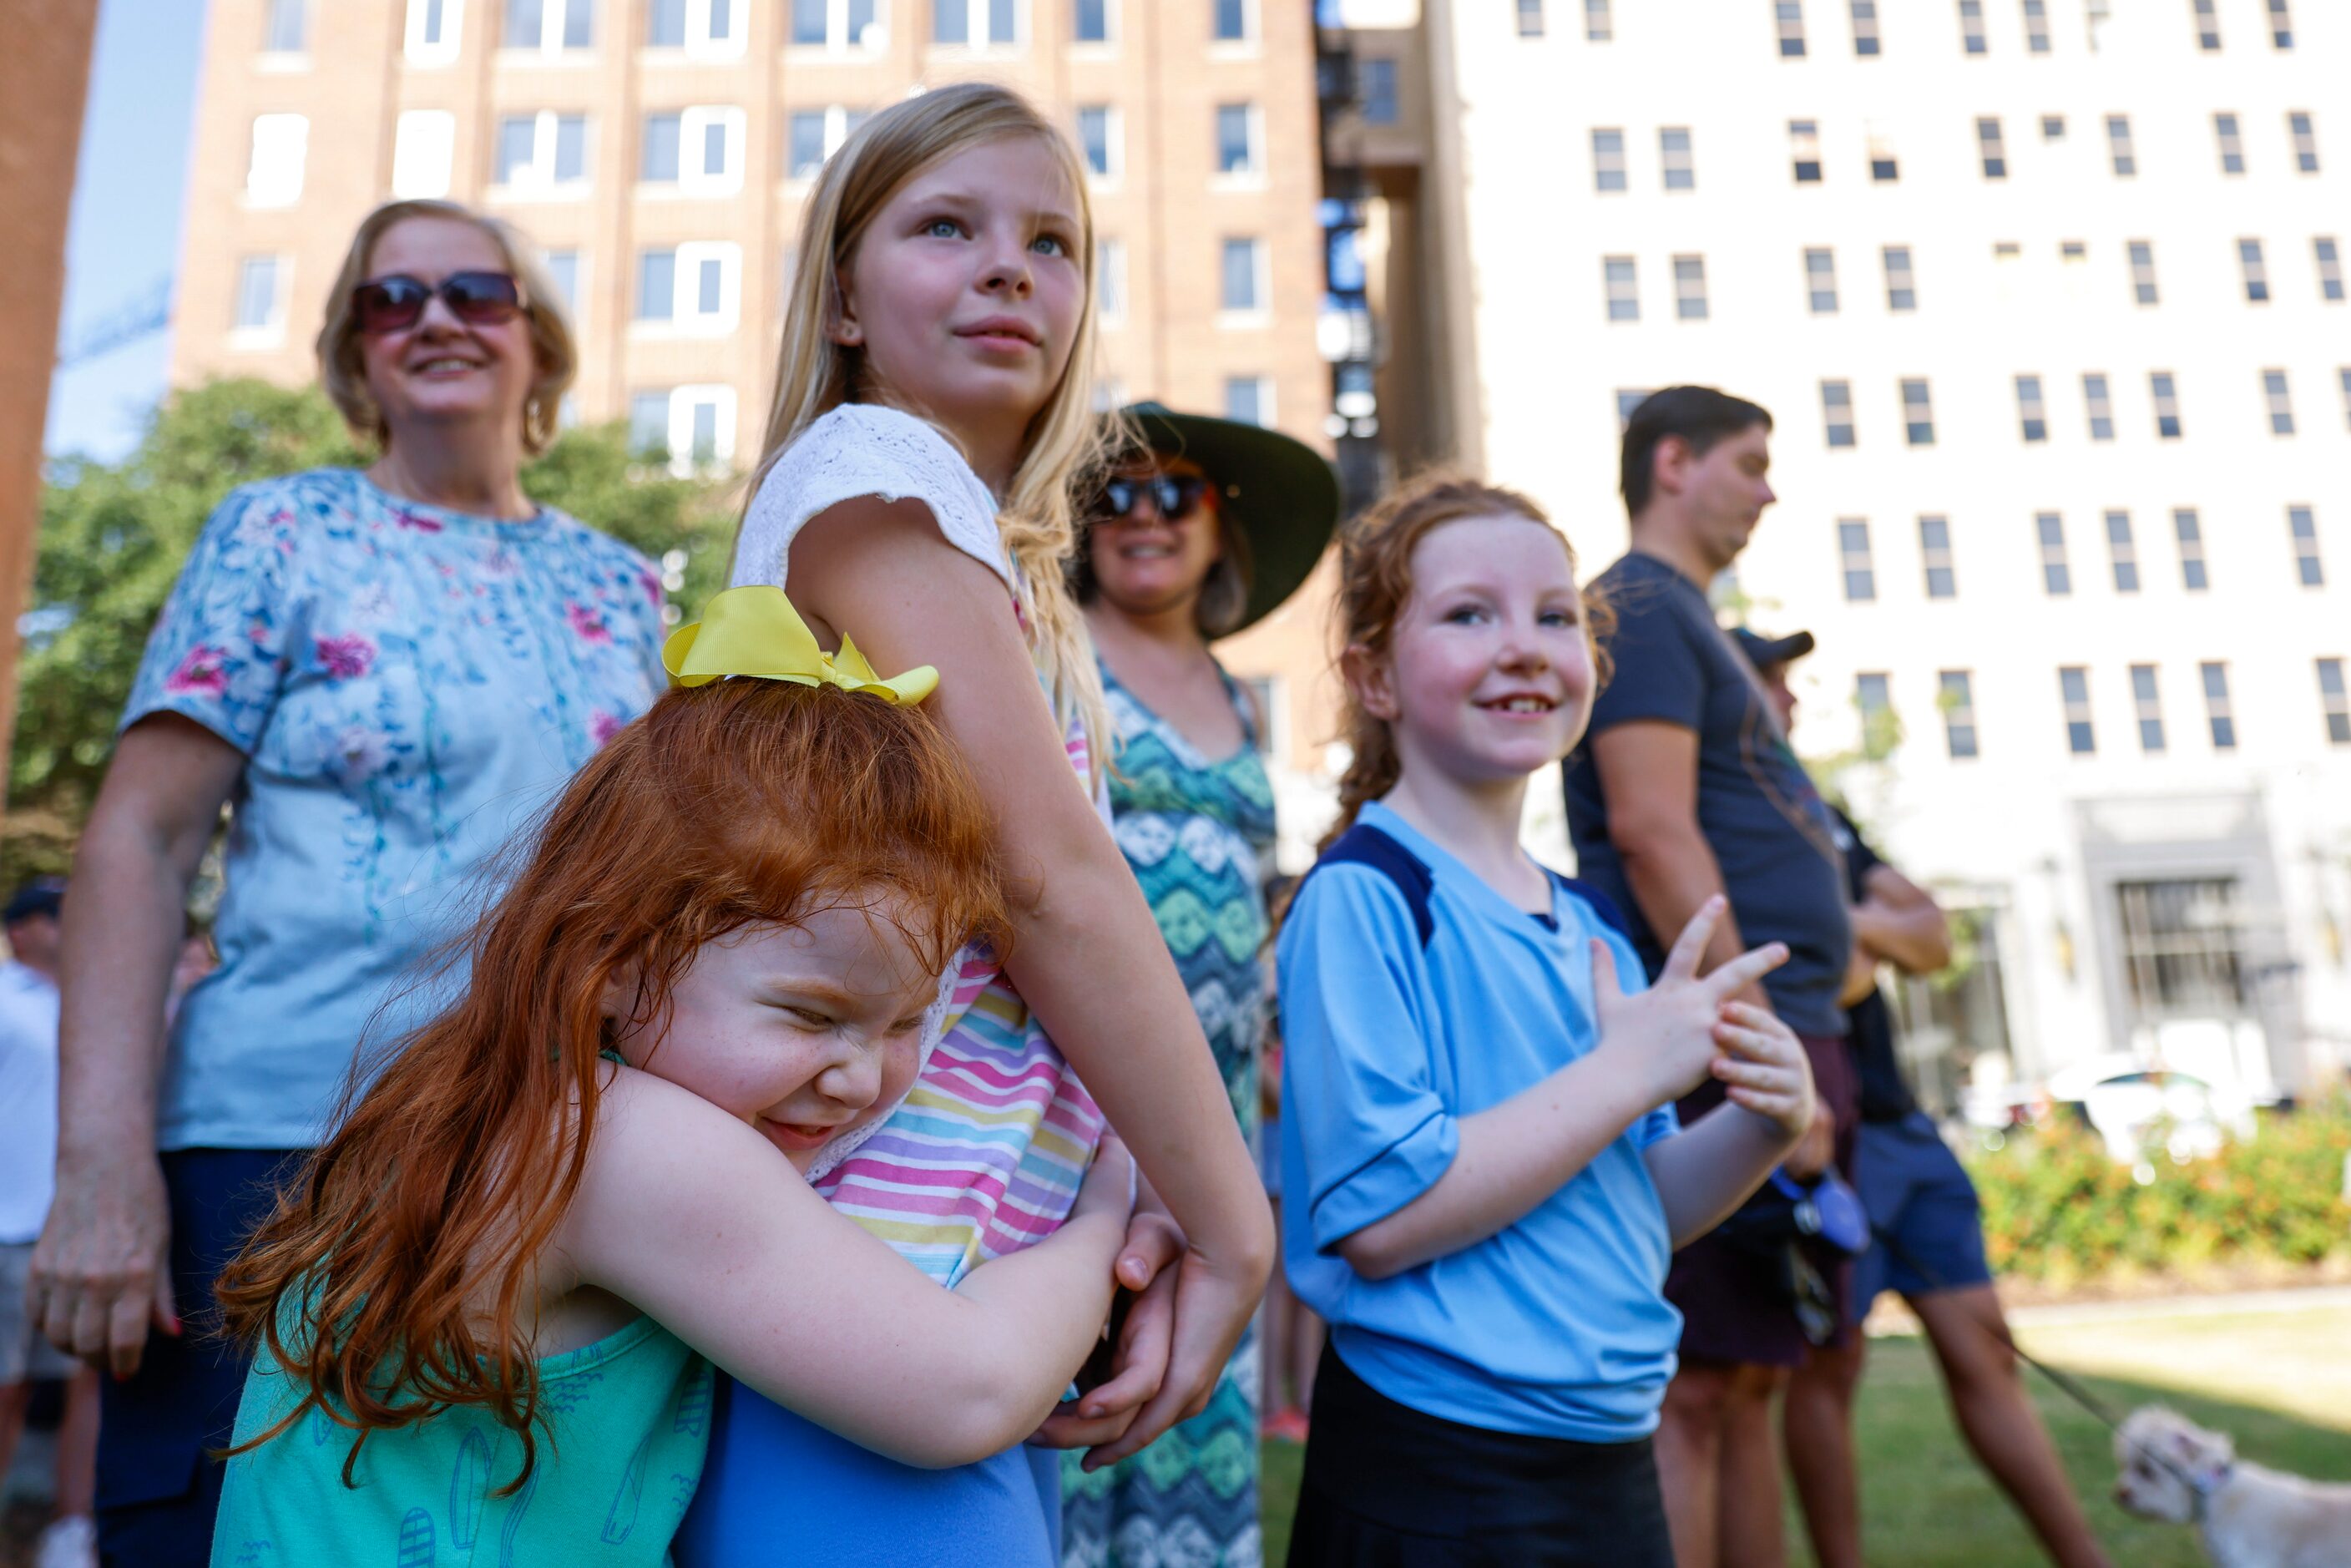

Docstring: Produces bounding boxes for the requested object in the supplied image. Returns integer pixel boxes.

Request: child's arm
[1304,894,1788,1280]
[1641,1006,1811,1246]
[786,498,1272,1449]
[558,1067,1135,1469]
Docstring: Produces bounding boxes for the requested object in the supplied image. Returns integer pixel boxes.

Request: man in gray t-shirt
[1560,387,1857,1568]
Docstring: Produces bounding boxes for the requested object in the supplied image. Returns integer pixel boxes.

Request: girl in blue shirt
[1277,476,1818,1565]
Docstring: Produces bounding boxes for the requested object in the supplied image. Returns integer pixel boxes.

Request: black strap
[1301,823,1436,947]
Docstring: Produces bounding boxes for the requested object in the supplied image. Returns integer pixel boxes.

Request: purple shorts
[1665,1032,1859,1369]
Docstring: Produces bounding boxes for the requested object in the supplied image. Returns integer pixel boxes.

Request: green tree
[6,378,734,886]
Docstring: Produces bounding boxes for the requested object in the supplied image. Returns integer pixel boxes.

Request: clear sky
[43,0,210,463]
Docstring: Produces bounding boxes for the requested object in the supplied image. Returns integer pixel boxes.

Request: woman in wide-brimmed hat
[1061,403,1337,1565]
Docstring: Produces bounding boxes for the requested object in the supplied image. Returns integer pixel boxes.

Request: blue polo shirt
[1277,802,1682,1442]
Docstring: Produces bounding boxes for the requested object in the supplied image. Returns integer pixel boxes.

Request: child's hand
[1073,1135,1138,1226]
[1591,895,1788,1106]
[1710,1001,1818,1146]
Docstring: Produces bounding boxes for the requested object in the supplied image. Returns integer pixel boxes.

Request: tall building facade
[1342,0,2350,1104]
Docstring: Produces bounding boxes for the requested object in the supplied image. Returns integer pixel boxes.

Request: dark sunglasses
[1091,474,1210,524]
[352,271,525,334]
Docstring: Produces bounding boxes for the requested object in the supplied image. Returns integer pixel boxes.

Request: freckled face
[607,900,939,1173]
[1365,515,1596,787]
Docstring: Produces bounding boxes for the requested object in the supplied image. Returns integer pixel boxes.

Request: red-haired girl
[205,592,1136,1565]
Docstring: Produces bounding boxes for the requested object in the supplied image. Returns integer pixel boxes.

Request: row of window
[347,0,1259,65]
[1858,659,2345,767]
[1759,0,2293,59]
[1807,369,2351,453]
[1834,507,2325,607]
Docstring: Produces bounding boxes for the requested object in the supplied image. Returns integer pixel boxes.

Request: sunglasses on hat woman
[1090,474,1211,525]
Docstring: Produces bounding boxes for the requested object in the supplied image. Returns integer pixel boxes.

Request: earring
[837,323,863,345]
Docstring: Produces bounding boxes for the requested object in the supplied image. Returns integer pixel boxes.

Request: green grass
[1260,1304,2351,1566]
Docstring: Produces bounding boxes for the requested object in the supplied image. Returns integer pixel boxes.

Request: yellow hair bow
[662,585,939,705]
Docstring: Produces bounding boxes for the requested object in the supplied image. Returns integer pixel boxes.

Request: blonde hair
[745,83,1115,752]
[316,199,577,456]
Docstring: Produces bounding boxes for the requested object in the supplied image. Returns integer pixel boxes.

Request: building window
[1604,256,1639,321]
[1215,104,1262,176]
[392,109,455,199]
[1805,248,1838,313]
[1592,128,1626,192]
[2192,0,2221,48]
[1095,239,1126,325]
[503,0,593,53]
[1919,515,1956,598]
[2060,667,2095,754]
[1074,0,1110,41]
[1078,105,1121,180]
[231,255,287,337]
[2213,112,2246,175]
[1674,255,1709,320]
[642,107,741,191]
[1901,377,1934,444]
[2201,663,2236,749]
[635,242,740,333]
[1615,387,1653,428]
[544,247,581,310]
[2283,110,2318,173]
[2291,505,2323,585]
[1838,519,1875,600]
[2119,879,2254,1019]
[2175,509,2208,589]
[2342,367,2351,429]
[1360,58,1399,124]
[1822,380,1856,447]
[791,0,882,47]
[1777,0,1807,57]
[2083,372,2114,439]
[498,110,589,190]
[631,385,736,474]
[1856,674,1893,750]
[1221,237,1266,313]
[1958,0,1986,52]
[2263,369,2295,435]
[1883,245,1917,311]
[2151,372,2182,438]
[1938,671,1979,757]
[2106,114,2136,177]
[935,0,1022,46]
[1849,0,1879,54]
[2015,374,2046,441]
[1661,127,1696,190]
[265,0,307,53]
[2269,0,2293,48]
[2320,660,2351,744]
[407,0,463,63]
[786,111,828,177]
[2318,238,2345,302]
[1869,126,1898,180]
[1976,117,2007,178]
[2038,512,2070,594]
[2126,240,2158,305]
[2106,509,2140,592]
[2022,0,2050,52]
[1212,0,1251,42]
[2042,114,2065,139]
[1225,376,1275,427]
[650,0,748,52]
[2130,665,2166,752]
[1517,0,1545,37]
[245,113,307,207]
[1789,120,1823,182]
[1585,0,1612,40]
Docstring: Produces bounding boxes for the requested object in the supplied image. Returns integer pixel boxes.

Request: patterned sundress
[1061,659,1277,1568]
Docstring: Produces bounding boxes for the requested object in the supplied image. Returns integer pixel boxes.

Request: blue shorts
[1851,1113,1993,1313]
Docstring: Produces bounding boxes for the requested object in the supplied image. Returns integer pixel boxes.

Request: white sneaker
[34,1515,98,1568]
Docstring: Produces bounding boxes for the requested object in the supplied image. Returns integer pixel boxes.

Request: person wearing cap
[0,880,99,1568]
[1060,402,1337,1565]
[1560,387,1858,1568]
[1736,635,2113,1568]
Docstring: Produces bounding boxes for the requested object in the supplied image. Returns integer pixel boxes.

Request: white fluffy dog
[2113,1406,2351,1566]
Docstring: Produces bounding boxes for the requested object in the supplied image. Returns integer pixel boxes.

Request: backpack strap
[1301,822,1435,948]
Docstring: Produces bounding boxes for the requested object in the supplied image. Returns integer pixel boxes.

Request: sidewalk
[1866,1282,2351,1337]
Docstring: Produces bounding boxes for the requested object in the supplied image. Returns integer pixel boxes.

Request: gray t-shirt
[1562,552,1853,1037]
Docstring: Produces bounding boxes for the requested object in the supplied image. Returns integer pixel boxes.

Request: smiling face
[1357,513,1596,790]
[834,135,1086,474]
[355,216,540,450]
[606,900,939,1174]
[1084,454,1225,621]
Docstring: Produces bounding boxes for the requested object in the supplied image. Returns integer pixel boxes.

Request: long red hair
[215,679,1010,1486]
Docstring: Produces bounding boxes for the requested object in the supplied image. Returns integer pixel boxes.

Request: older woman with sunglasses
[28,200,667,1565]
[1060,404,1337,1568]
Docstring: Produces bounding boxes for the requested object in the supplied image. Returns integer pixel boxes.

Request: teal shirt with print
[123,469,668,1151]
[212,1316,713,1567]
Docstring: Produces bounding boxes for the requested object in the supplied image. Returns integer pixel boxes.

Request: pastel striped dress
[675,404,1108,1565]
